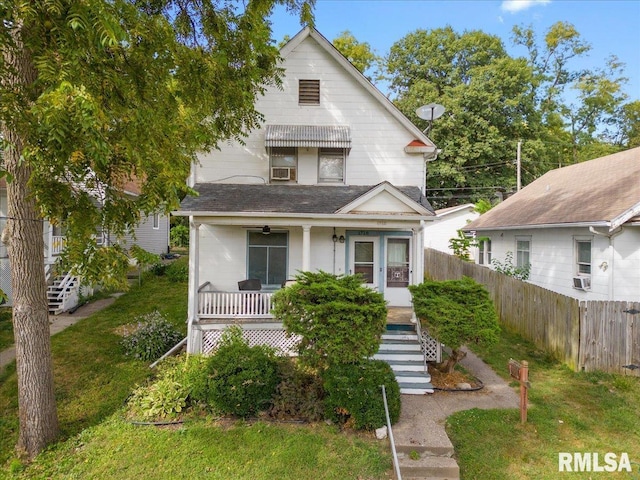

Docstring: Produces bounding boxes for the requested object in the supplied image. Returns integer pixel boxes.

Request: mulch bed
[429,367,482,390]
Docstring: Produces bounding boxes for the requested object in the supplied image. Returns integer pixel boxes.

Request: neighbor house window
[298,79,320,105]
[270,147,297,182]
[152,213,160,230]
[576,239,592,275]
[478,238,492,265]
[248,231,288,287]
[318,148,345,183]
[515,236,531,269]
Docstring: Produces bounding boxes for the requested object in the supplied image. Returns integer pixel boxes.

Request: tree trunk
[439,348,467,374]
[1,24,59,459]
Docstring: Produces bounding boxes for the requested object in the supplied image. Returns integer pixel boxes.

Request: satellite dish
[416,103,445,121]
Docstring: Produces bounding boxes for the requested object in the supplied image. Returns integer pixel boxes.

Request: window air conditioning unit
[271,167,292,180]
[573,276,591,290]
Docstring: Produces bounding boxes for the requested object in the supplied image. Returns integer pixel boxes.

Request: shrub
[149,262,167,276]
[170,224,189,247]
[127,378,188,421]
[323,360,400,430]
[125,355,208,420]
[409,277,500,373]
[166,257,189,283]
[205,327,280,417]
[121,311,183,361]
[271,271,387,368]
[269,358,325,422]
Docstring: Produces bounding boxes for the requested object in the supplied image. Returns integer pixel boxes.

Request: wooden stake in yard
[509,359,530,423]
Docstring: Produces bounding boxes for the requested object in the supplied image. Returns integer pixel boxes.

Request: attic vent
[573,276,591,291]
[299,79,320,105]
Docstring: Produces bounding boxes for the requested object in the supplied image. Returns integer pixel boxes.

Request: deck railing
[51,236,66,256]
[198,291,274,318]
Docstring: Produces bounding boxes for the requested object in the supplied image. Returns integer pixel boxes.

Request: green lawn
[8,418,389,479]
[447,329,640,479]
[0,270,391,479]
[0,274,188,466]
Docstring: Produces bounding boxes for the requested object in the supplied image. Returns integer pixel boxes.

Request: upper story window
[318,148,345,183]
[270,147,297,182]
[576,239,592,275]
[299,79,320,105]
[515,236,531,269]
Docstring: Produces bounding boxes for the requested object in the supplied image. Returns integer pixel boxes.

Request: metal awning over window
[265,125,351,149]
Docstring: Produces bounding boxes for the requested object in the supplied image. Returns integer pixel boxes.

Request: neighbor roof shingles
[466,147,640,230]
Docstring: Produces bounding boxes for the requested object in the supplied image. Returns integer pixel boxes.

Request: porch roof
[175,183,435,216]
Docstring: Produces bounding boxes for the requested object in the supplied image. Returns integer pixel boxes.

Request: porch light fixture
[262,225,271,235]
[339,235,345,243]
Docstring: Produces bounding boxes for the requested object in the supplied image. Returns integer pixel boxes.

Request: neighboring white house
[423,204,479,255]
[0,178,170,310]
[174,27,440,354]
[464,147,640,301]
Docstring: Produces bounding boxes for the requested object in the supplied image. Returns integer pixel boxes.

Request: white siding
[195,37,424,188]
[424,207,479,254]
[482,226,640,301]
[197,225,347,292]
[120,214,170,256]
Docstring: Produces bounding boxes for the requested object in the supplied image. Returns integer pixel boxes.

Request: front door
[349,236,379,291]
[384,237,411,306]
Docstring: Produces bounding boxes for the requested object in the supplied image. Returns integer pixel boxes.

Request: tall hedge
[409,276,500,372]
[271,271,387,368]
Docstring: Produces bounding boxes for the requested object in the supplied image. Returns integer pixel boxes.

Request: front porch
[189,288,441,363]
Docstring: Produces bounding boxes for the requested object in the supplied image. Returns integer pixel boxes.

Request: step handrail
[381,384,402,480]
[413,313,428,374]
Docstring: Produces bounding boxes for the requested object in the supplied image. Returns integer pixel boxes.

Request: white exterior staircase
[47,272,80,315]
[374,323,434,395]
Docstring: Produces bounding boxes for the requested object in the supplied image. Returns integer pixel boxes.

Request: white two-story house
[174,27,439,354]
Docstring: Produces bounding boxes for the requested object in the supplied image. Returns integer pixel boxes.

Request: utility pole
[516,140,522,191]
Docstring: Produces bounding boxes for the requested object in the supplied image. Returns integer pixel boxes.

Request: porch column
[412,226,424,285]
[187,220,201,354]
[302,225,311,272]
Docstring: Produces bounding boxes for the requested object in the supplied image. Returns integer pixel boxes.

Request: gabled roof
[281,27,436,154]
[436,203,476,218]
[175,183,435,217]
[465,147,640,232]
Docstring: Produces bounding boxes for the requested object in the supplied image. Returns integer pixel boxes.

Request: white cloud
[501,0,551,13]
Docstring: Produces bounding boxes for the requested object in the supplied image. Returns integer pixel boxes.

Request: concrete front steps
[393,399,461,480]
[374,323,434,395]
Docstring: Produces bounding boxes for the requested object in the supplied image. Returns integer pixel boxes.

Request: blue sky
[270,0,640,102]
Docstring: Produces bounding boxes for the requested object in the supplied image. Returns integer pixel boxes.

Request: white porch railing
[198,291,274,318]
[51,236,66,256]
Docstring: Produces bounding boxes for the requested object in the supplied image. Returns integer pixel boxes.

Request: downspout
[589,226,624,301]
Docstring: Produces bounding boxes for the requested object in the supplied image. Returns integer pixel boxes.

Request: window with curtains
[247,231,288,287]
[387,238,410,287]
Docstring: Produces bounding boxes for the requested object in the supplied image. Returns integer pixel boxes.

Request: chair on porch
[238,278,262,291]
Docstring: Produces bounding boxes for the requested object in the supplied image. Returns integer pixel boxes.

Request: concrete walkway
[0,296,119,371]
[392,347,520,479]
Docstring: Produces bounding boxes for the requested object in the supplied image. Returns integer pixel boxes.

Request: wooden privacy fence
[424,248,639,376]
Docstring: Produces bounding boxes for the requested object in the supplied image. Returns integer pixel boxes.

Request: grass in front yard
[447,329,640,479]
[0,307,13,351]
[9,417,390,479]
[0,275,188,465]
